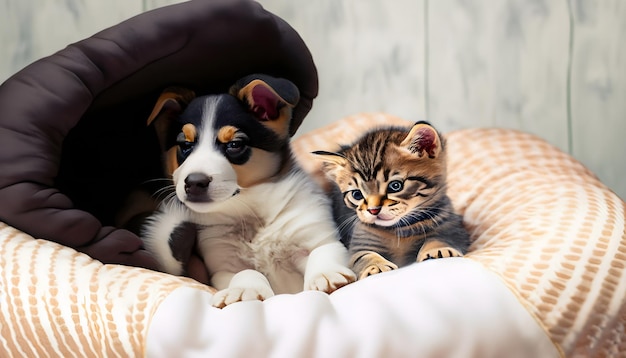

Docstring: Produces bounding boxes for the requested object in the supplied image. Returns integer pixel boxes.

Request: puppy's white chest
[196,194,309,293]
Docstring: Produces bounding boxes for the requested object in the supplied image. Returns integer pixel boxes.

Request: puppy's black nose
[184,173,212,195]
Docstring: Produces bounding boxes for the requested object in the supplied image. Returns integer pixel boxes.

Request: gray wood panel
[569,0,626,200]
[428,0,571,152]
[258,0,427,136]
[1,0,624,198]
[0,0,143,81]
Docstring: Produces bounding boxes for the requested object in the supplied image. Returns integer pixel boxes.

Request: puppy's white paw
[304,265,356,294]
[211,286,275,309]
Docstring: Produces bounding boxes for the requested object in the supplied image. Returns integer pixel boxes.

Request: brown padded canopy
[0,0,318,269]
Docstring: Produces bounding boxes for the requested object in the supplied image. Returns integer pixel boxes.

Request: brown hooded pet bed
[0,1,624,357]
[0,0,316,270]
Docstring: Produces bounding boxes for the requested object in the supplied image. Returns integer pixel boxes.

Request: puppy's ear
[147,87,196,146]
[230,74,299,139]
[147,87,195,176]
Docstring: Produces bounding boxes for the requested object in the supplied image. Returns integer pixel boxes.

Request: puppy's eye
[226,139,246,157]
[179,142,194,157]
[387,180,404,193]
[176,133,195,159]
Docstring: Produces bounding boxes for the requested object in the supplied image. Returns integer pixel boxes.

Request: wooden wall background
[1,0,624,200]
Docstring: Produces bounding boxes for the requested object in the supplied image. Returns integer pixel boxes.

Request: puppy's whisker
[153,186,176,203]
[153,184,175,195]
[142,178,173,185]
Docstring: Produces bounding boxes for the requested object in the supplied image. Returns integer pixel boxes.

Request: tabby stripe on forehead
[354,157,385,181]
[217,125,238,143]
[383,168,392,182]
[348,136,387,180]
[373,162,383,178]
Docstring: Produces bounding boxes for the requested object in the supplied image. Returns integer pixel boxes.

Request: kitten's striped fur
[315,122,470,279]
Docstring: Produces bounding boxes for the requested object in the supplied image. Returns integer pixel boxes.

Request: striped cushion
[293,113,626,357]
[0,222,213,357]
[0,113,623,356]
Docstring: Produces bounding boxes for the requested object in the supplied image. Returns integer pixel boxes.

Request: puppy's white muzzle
[172,146,238,213]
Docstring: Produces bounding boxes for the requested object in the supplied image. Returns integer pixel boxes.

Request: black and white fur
[141,75,355,308]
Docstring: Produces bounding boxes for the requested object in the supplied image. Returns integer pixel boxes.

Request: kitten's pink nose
[367,207,381,216]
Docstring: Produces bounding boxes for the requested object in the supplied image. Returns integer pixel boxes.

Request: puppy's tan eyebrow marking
[182,123,197,142]
[217,125,238,143]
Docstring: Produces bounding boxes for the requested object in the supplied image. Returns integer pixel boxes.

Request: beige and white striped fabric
[0,222,213,357]
[293,113,626,357]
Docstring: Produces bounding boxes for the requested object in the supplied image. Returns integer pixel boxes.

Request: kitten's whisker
[421,210,440,226]
[337,215,358,235]
[419,205,458,216]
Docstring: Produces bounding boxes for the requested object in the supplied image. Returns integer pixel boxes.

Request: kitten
[314,121,470,280]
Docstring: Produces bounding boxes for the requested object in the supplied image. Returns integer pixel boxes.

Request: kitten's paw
[350,251,398,280]
[358,261,398,280]
[417,241,464,262]
[210,286,274,309]
[304,266,356,294]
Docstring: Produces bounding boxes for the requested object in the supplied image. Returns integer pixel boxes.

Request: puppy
[141,74,356,308]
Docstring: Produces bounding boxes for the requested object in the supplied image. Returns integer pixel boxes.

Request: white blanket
[147,258,559,358]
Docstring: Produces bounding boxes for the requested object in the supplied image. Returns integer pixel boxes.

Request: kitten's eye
[387,180,404,193]
[351,190,364,201]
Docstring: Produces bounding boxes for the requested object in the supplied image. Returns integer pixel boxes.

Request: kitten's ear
[312,150,348,181]
[312,151,348,167]
[311,150,348,166]
[400,122,442,158]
